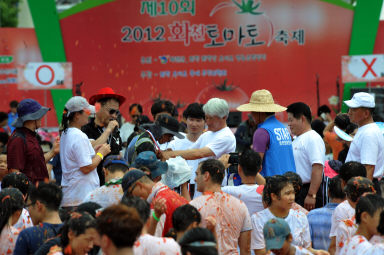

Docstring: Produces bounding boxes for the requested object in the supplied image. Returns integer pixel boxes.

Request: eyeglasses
[108,108,120,115]
[127,182,137,195]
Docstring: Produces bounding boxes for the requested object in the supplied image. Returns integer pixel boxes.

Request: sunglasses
[108,109,120,115]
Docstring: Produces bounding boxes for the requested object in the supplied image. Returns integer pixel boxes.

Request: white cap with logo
[344,92,375,108]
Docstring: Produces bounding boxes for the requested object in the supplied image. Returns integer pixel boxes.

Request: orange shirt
[324,131,344,160]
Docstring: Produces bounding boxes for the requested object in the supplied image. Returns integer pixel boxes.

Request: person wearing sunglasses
[60,96,111,211]
[82,87,126,186]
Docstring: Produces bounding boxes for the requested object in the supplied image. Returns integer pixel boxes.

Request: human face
[272,183,295,210]
[251,112,265,126]
[366,209,383,237]
[70,228,97,255]
[287,113,303,136]
[186,117,205,135]
[270,237,291,255]
[0,154,7,180]
[77,109,91,127]
[98,99,120,126]
[25,199,40,225]
[0,118,7,127]
[129,181,150,200]
[205,115,224,132]
[348,107,368,126]
[194,166,205,192]
[158,134,174,144]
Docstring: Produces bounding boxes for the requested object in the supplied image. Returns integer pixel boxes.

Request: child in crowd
[0,152,7,189]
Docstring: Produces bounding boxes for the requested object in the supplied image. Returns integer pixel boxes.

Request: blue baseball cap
[121,169,146,193]
[103,155,129,168]
[263,218,291,251]
[131,151,168,179]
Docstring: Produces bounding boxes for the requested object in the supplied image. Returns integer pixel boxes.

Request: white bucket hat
[237,89,286,112]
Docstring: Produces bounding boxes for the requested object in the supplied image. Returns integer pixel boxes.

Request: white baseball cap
[344,92,375,108]
[65,96,95,115]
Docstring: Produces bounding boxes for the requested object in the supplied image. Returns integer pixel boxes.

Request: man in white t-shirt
[287,102,325,211]
[344,92,384,182]
[221,149,264,215]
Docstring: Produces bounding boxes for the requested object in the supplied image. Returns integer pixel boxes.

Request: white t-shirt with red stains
[0,225,20,255]
[339,235,372,255]
[133,234,181,255]
[335,216,357,254]
[329,200,355,237]
[251,208,311,251]
[190,191,252,255]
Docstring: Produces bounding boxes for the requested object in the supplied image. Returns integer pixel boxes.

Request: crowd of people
[0,87,384,255]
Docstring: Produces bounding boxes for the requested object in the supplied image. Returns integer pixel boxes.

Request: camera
[228,152,239,174]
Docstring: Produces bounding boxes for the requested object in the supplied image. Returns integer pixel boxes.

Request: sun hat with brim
[121,169,146,193]
[131,151,168,179]
[344,92,375,108]
[334,126,353,142]
[237,89,286,112]
[65,96,95,116]
[12,99,50,128]
[156,114,185,139]
[263,218,291,251]
[89,87,126,105]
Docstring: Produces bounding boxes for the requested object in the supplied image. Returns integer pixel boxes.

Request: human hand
[153,197,167,218]
[219,154,230,169]
[52,136,60,155]
[159,150,173,161]
[311,249,330,255]
[304,195,316,211]
[106,120,119,133]
[97,143,111,156]
[205,216,216,232]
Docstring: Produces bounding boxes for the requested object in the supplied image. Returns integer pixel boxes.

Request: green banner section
[59,0,115,20]
[342,0,383,112]
[320,0,354,10]
[27,0,72,125]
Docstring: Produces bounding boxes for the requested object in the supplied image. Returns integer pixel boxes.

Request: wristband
[152,211,160,222]
[96,153,104,160]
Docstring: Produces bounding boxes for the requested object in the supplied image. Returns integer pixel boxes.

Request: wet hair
[339,161,367,183]
[29,182,62,211]
[286,102,312,123]
[97,97,119,106]
[263,175,291,207]
[355,194,384,225]
[0,112,8,123]
[239,149,262,177]
[172,204,201,232]
[10,100,18,108]
[106,164,129,174]
[179,227,218,255]
[334,114,350,131]
[317,105,331,117]
[203,98,229,118]
[151,100,175,119]
[344,177,375,203]
[61,108,84,133]
[1,172,31,197]
[129,103,143,114]
[120,196,150,223]
[283,172,302,196]
[377,210,384,235]
[199,159,225,184]
[60,212,96,247]
[328,176,346,200]
[0,188,24,232]
[183,103,205,120]
[97,204,143,248]
[75,202,102,218]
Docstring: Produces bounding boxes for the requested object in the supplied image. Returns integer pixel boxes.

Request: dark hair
[339,161,367,183]
[10,100,18,108]
[97,204,143,248]
[106,164,129,174]
[172,204,201,232]
[334,114,350,130]
[61,108,84,133]
[1,172,31,197]
[183,103,205,120]
[239,149,261,177]
[286,102,312,123]
[120,195,150,223]
[199,159,225,184]
[317,105,331,117]
[345,122,358,135]
[60,212,96,248]
[0,132,9,145]
[97,97,119,106]
[344,177,375,203]
[179,227,218,255]
[151,100,175,119]
[283,171,302,196]
[328,176,346,200]
[75,202,102,218]
[263,175,291,207]
[378,210,384,235]
[0,112,8,123]
[0,188,24,232]
[129,103,143,114]
[355,194,384,224]
[29,182,62,211]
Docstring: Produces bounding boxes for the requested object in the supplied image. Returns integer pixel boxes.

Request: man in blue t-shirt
[14,182,63,255]
[237,89,296,178]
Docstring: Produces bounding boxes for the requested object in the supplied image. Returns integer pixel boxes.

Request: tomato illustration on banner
[17,62,72,90]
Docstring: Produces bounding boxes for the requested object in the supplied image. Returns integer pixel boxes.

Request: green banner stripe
[320,0,354,10]
[27,0,72,125]
[341,0,383,112]
[59,0,115,20]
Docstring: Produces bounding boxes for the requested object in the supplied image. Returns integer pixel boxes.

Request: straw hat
[237,89,286,113]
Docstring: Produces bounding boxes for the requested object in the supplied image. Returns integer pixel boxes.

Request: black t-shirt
[82,118,122,184]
